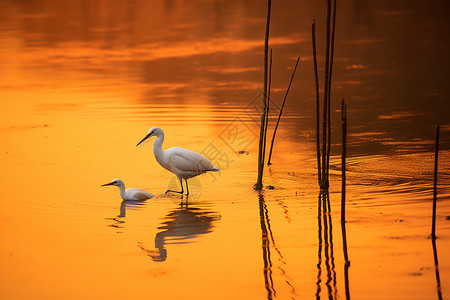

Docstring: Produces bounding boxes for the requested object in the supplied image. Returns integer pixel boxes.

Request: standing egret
[101,179,154,201]
[136,127,219,195]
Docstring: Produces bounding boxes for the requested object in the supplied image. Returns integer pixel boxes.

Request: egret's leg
[180,178,185,194]
[165,178,184,194]
[185,179,190,196]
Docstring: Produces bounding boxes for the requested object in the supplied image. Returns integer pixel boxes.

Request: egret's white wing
[166,147,219,174]
[127,188,154,201]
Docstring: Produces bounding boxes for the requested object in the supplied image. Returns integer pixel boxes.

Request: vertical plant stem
[326,0,337,175]
[341,98,347,224]
[267,57,300,166]
[255,0,271,191]
[312,20,322,184]
[321,0,332,188]
[431,125,440,238]
[341,102,350,300]
[263,48,273,166]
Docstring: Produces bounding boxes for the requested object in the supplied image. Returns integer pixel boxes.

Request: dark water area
[1,0,449,156]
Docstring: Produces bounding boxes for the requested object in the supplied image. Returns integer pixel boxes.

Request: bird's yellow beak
[101,182,114,187]
[136,133,151,146]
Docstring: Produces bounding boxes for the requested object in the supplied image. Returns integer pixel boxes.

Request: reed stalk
[326,0,337,175]
[262,49,273,167]
[313,0,337,190]
[321,0,332,189]
[255,0,271,191]
[267,56,300,166]
[341,98,347,224]
[431,125,440,239]
[312,20,322,184]
[341,102,350,299]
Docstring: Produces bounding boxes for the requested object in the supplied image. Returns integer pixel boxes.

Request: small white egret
[136,127,219,195]
[101,179,154,201]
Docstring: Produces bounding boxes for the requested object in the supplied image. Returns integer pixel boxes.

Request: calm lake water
[1,0,449,299]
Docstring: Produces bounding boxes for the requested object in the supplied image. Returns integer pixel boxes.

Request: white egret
[101,179,154,201]
[136,127,219,195]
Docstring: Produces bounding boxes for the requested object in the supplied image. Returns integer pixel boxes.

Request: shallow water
[1,0,449,299]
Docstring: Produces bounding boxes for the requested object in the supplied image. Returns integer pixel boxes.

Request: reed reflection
[259,194,276,299]
[431,237,443,300]
[274,196,292,224]
[258,194,297,300]
[106,200,146,229]
[341,211,351,300]
[316,191,337,300]
[139,204,220,262]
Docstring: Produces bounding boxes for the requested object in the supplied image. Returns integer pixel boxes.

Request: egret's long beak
[136,133,151,146]
[101,182,114,187]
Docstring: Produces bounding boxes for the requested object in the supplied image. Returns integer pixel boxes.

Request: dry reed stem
[267,56,300,166]
[431,124,440,238]
[312,20,322,184]
[326,0,337,176]
[255,0,271,191]
[321,0,332,188]
[262,48,273,167]
[341,98,347,224]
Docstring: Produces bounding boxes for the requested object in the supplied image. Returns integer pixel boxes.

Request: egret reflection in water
[106,200,147,229]
[138,205,220,262]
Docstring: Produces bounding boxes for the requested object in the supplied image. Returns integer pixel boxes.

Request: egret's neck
[153,132,165,158]
[118,183,126,199]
